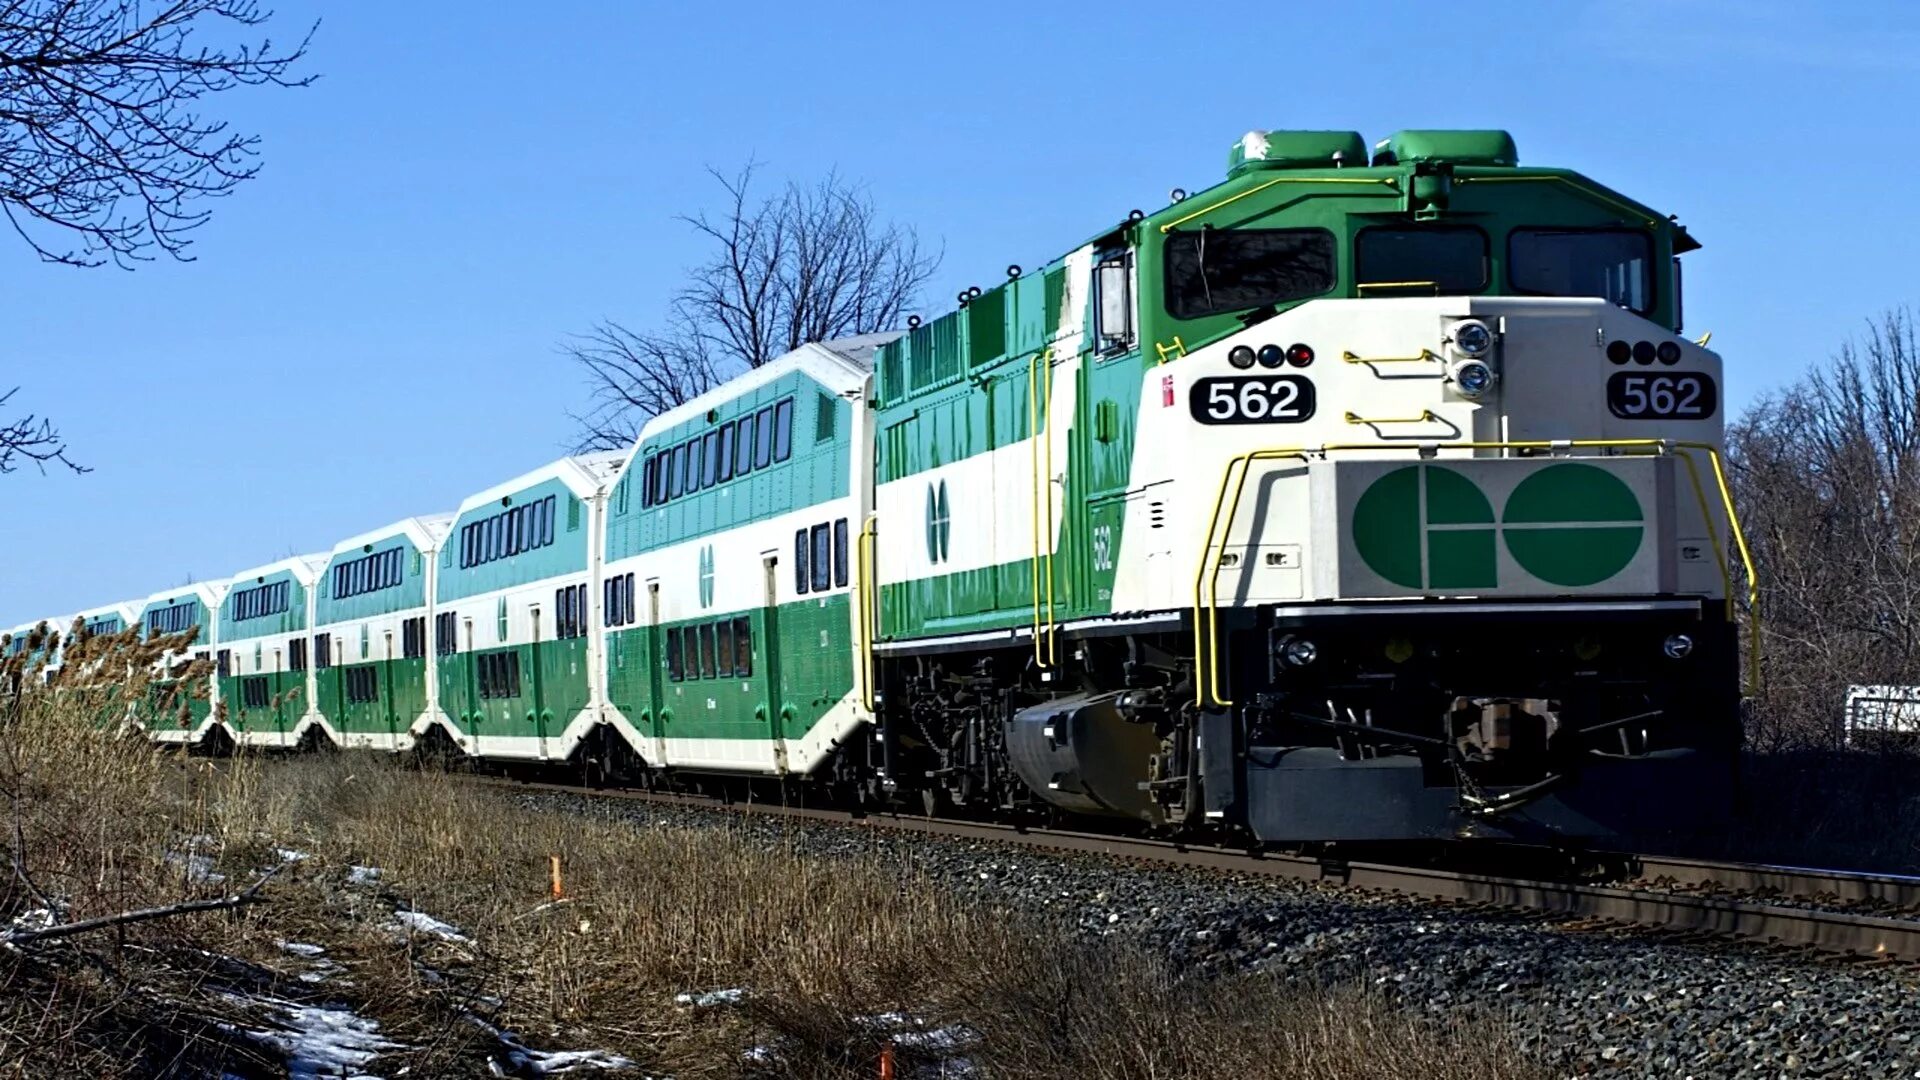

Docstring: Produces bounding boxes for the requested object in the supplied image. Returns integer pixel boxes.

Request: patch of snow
[674,988,745,1008]
[390,909,472,945]
[347,864,382,885]
[858,1011,981,1056]
[279,941,327,958]
[275,848,311,863]
[10,907,58,932]
[169,852,226,885]
[246,1000,399,1080]
[465,1013,638,1076]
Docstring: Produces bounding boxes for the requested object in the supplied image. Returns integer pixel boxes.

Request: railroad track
[470,773,1920,963]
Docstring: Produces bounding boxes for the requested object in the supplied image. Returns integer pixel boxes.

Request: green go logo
[1351,463,1643,589]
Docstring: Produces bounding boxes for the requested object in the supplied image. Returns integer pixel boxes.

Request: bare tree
[564,321,723,454]
[0,0,315,268]
[0,386,81,473]
[1730,308,1920,749]
[566,163,937,451]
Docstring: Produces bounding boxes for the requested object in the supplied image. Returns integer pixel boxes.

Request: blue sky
[2,0,1916,625]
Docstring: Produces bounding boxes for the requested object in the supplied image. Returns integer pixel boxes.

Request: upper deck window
[1508,228,1652,313]
[1356,226,1488,294]
[1162,228,1336,321]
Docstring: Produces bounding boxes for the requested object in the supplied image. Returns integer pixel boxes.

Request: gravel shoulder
[517,790,1920,1080]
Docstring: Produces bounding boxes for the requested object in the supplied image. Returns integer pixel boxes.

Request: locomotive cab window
[1508,228,1653,313]
[1094,253,1134,353]
[1355,226,1488,294]
[1162,227,1336,321]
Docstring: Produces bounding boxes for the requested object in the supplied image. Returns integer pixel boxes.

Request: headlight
[1662,633,1694,660]
[1451,320,1493,358]
[1228,345,1256,369]
[1280,637,1318,667]
[1451,359,1496,398]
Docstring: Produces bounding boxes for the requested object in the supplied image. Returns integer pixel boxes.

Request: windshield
[1355,227,1488,294]
[1162,228,1335,320]
[1509,228,1652,312]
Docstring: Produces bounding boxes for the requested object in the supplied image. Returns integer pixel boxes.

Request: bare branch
[0,385,84,473]
[0,858,284,947]
[0,0,316,267]
[565,163,938,451]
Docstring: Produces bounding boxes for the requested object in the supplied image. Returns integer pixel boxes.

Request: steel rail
[1628,853,1920,912]
[474,775,1920,963]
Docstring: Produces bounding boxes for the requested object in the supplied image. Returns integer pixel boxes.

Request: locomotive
[6,128,1750,845]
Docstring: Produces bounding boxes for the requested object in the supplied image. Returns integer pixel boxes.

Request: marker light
[1656,341,1683,365]
[1280,638,1319,667]
[1256,344,1286,368]
[1451,359,1496,398]
[1632,340,1656,365]
[1285,343,1315,367]
[1662,633,1694,660]
[1228,345,1256,369]
[1606,340,1632,364]
[1451,320,1494,358]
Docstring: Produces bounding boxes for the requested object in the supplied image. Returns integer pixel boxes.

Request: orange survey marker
[549,854,564,900]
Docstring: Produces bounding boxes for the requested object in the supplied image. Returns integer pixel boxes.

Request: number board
[1190,375,1317,425]
[1606,372,1718,421]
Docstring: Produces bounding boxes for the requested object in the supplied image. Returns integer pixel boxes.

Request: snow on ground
[465,1013,639,1076]
[242,998,400,1080]
[347,864,382,885]
[673,988,744,1008]
[390,909,473,945]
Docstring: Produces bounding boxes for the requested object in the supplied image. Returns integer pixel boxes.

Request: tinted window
[732,616,752,676]
[755,407,774,469]
[834,518,850,588]
[716,424,734,482]
[811,523,831,592]
[698,623,716,679]
[1355,227,1488,293]
[669,446,685,498]
[702,431,719,486]
[794,530,809,595]
[683,438,701,492]
[715,619,734,678]
[1163,228,1336,320]
[735,418,754,474]
[666,627,683,681]
[1509,228,1653,313]
[773,399,794,462]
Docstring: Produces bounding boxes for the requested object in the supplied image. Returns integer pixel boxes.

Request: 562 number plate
[1607,372,1718,420]
[1190,375,1317,425]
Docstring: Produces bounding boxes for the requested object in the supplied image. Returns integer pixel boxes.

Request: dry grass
[0,632,1549,1079]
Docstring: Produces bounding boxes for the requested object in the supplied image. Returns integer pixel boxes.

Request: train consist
[5,128,1752,845]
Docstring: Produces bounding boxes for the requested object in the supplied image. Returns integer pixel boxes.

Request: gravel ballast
[516,790,1920,1079]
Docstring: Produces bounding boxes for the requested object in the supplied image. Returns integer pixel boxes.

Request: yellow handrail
[1355,281,1440,292]
[1345,410,1436,425]
[1453,175,1659,228]
[1027,348,1057,668]
[1157,175,1398,234]
[1342,349,1440,365]
[856,516,879,713]
[1190,439,1760,709]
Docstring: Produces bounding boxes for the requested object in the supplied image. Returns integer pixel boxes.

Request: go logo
[698,544,715,608]
[1352,463,1643,589]
[924,480,951,564]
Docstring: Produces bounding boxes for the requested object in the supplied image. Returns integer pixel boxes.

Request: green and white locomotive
[862,129,1744,842]
[12,127,1749,845]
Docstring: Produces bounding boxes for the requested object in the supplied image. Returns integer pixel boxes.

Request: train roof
[224,552,331,587]
[452,452,626,515]
[328,513,456,557]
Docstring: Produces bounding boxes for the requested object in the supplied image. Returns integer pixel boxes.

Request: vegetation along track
[458,771,1920,963]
